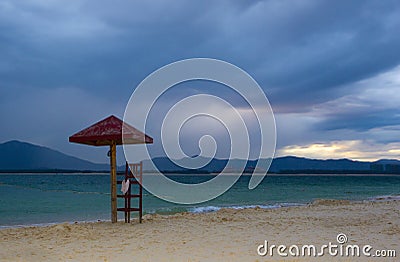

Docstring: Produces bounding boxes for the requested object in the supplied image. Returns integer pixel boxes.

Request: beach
[1,199,398,261]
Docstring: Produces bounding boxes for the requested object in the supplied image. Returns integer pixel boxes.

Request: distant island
[0,140,399,174]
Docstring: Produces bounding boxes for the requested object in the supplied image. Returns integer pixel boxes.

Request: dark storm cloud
[260,1,400,111]
[309,64,400,133]
[1,0,400,161]
[315,109,400,132]
[2,0,399,100]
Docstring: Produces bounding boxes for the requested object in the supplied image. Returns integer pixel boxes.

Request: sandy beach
[0,199,398,261]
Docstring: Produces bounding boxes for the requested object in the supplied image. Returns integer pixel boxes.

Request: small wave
[0,219,109,230]
[189,203,304,213]
[0,222,60,229]
[369,194,400,201]
[190,206,222,213]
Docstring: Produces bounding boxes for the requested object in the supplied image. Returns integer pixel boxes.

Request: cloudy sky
[1,0,400,164]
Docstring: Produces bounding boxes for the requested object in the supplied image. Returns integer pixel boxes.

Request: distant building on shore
[370,163,400,174]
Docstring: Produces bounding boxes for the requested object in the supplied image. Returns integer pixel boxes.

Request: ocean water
[0,174,399,227]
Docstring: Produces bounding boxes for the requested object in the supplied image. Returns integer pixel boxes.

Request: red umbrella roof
[69,115,153,146]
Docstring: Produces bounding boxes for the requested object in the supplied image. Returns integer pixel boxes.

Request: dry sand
[1,200,399,261]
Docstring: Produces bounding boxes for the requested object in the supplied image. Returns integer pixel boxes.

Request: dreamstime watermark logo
[123,58,276,204]
[257,233,397,258]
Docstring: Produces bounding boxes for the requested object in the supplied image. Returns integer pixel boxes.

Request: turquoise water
[0,174,399,227]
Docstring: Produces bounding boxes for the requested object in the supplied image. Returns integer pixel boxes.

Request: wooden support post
[139,161,143,223]
[110,141,117,223]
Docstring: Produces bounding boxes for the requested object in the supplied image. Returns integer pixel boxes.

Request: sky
[1,0,400,164]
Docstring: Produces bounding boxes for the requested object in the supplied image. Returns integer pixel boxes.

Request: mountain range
[0,140,399,174]
[0,140,109,172]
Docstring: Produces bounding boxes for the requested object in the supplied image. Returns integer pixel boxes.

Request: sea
[1,173,399,228]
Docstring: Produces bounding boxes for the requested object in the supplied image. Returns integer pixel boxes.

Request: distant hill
[144,156,400,174]
[270,156,371,173]
[1,140,399,174]
[0,140,109,171]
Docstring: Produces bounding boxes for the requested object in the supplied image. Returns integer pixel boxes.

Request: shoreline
[1,194,399,229]
[1,199,399,261]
